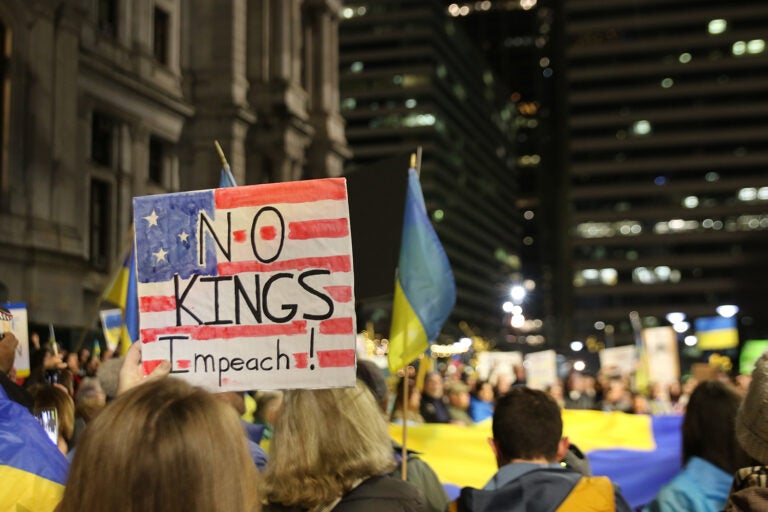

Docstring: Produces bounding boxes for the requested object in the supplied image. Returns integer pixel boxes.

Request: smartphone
[35,407,59,446]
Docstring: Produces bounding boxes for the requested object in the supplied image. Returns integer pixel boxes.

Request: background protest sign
[99,308,123,352]
[3,303,30,378]
[133,178,357,392]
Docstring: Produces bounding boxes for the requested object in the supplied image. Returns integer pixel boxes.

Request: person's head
[75,377,107,424]
[423,372,444,399]
[494,373,512,397]
[476,381,495,403]
[58,378,260,512]
[392,376,420,413]
[491,387,567,466]
[355,359,389,412]
[446,381,470,410]
[735,353,768,466]
[32,384,75,446]
[0,331,18,374]
[684,380,752,473]
[631,392,650,414]
[263,381,395,508]
[255,390,284,426]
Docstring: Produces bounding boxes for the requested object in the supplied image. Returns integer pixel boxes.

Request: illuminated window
[707,19,727,35]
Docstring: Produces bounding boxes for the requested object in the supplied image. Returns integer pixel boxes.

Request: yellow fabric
[388,410,654,489]
[388,281,428,373]
[698,328,739,350]
[557,476,614,511]
[0,465,64,512]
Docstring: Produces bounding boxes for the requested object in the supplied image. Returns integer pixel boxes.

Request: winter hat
[735,352,768,464]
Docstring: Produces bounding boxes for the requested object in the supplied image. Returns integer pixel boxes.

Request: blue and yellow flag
[695,316,739,350]
[388,168,455,374]
[0,386,69,511]
[103,246,139,356]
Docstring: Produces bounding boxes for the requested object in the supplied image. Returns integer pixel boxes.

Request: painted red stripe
[214,178,347,209]
[176,359,191,369]
[233,230,247,243]
[324,286,352,303]
[293,352,309,369]
[319,317,354,335]
[317,349,356,368]
[140,295,176,312]
[142,359,164,375]
[140,321,307,342]
[288,218,349,240]
[218,255,351,275]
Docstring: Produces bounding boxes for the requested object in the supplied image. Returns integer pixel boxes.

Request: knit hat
[735,352,768,464]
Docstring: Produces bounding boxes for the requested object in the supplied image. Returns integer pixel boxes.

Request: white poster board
[4,303,30,378]
[133,178,357,391]
[524,349,557,390]
[476,351,523,383]
[641,326,680,385]
[599,345,637,377]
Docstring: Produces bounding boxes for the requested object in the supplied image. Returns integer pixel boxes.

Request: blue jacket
[643,456,732,512]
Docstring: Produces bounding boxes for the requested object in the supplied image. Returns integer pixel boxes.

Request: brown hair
[57,378,260,512]
[33,384,75,442]
[262,381,395,508]
[493,387,563,463]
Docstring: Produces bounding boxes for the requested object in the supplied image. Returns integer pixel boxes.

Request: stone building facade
[0,0,348,339]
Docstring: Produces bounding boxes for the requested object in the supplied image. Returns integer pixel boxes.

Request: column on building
[246,0,313,183]
[181,0,255,190]
[303,0,350,178]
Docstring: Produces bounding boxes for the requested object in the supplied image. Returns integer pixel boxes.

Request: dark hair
[356,359,388,410]
[682,380,754,473]
[492,387,562,463]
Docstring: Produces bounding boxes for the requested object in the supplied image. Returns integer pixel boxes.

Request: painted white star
[144,209,159,227]
[153,247,168,263]
[178,231,189,243]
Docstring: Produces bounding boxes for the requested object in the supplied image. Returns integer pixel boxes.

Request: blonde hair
[262,381,395,508]
[57,378,260,512]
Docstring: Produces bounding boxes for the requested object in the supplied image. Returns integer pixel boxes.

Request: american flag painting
[132,178,357,391]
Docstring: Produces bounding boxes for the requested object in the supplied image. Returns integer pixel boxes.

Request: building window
[97,0,118,38]
[148,136,164,184]
[91,112,115,167]
[90,178,111,269]
[153,7,169,65]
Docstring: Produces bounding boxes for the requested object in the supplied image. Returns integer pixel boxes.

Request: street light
[510,285,526,303]
[716,305,739,318]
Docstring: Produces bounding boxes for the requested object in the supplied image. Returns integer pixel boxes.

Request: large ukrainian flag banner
[388,168,456,373]
[390,410,682,510]
[102,246,139,356]
[0,387,69,510]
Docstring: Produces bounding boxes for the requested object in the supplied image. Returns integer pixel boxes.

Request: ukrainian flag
[695,316,739,350]
[390,411,682,510]
[102,246,138,355]
[0,387,69,510]
[388,168,456,373]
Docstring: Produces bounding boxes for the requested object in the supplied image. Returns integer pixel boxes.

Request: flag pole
[214,140,237,186]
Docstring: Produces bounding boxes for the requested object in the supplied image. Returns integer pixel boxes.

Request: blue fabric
[643,456,733,512]
[468,397,493,422]
[248,439,268,472]
[589,414,683,510]
[0,384,69,484]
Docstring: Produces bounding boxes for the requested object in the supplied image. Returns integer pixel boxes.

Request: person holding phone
[0,307,34,412]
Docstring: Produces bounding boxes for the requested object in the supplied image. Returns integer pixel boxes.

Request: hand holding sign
[117,341,171,396]
[133,178,357,392]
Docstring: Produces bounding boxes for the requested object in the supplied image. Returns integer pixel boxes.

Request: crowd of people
[3,327,768,512]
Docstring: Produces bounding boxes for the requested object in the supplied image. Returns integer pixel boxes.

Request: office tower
[561,0,768,345]
[339,0,522,342]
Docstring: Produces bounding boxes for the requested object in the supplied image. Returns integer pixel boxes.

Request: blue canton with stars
[133,190,218,284]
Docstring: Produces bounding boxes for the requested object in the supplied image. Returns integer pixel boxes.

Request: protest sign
[133,178,357,392]
[599,345,637,377]
[524,349,557,390]
[641,326,679,385]
[3,303,30,377]
[99,308,123,352]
